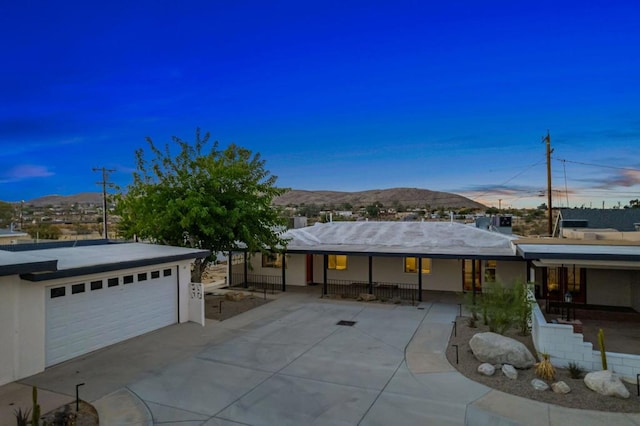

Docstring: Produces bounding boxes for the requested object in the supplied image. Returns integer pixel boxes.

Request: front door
[543,266,586,303]
[462,259,482,292]
[306,254,313,284]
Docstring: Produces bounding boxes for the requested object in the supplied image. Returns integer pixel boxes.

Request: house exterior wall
[494,261,527,287]
[586,269,633,307]
[631,271,640,312]
[245,253,306,285]
[0,260,195,387]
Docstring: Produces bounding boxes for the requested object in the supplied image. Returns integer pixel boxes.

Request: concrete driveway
[13,292,640,426]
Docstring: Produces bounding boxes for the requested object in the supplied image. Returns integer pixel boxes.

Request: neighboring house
[230,221,528,300]
[0,227,29,244]
[556,208,640,235]
[0,241,208,386]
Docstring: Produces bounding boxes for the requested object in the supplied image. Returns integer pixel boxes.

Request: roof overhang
[532,259,640,270]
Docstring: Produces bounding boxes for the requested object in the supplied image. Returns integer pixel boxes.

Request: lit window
[484,260,497,283]
[404,257,431,274]
[328,255,348,270]
[262,253,285,268]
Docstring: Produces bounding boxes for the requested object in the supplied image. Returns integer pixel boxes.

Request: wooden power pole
[543,131,553,236]
[93,167,115,239]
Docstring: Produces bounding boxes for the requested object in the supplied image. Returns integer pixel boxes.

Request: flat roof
[283,221,518,259]
[10,243,209,281]
[0,251,57,276]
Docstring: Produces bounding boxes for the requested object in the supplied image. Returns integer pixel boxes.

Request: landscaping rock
[225,291,245,301]
[551,381,571,394]
[477,363,495,376]
[358,293,377,302]
[502,364,518,380]
[531,379,549,391]
[584,370,630,399]
[469,332,536,368]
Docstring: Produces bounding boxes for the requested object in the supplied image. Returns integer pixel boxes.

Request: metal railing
[230,273,282,294]
[324,279,420,302]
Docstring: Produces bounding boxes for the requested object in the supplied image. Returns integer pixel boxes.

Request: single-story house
[0,241,208,386]
[230,221,528,300]
[229,220,640,312]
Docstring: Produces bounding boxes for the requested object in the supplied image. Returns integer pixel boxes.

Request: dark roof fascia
[516,246,640,262]
[21,250,210,282]
[283,248,518,261]
[0,260,58,277]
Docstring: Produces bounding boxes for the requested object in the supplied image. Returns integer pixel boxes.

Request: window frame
[403,257,432,274]
[328,254,348,270]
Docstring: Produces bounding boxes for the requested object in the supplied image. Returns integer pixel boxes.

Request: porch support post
[418,257,423,302]
[228,251,233,287]
[323,254,328,296]
[368,256,373,294]
[471,259,476,304]
[243,251,248,289]
[281,253,286,292]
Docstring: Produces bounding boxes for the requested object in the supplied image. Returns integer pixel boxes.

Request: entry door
[45,268,178,367]
[462,259,482,292]
[306,254,313,284]
[543,266,586,303]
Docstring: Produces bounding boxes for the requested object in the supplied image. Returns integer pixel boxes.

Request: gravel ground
[446,316,639,413]
[41,401,98,425]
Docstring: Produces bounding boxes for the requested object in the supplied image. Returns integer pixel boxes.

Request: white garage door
[45,268,178,367]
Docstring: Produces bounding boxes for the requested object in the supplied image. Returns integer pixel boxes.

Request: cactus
[31,386,40,426]
[598,328,608,370]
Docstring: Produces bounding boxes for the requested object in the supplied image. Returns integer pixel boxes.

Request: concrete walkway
[2,291,639,425]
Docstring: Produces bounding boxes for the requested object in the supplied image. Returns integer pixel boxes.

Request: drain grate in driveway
[336,320,357,326]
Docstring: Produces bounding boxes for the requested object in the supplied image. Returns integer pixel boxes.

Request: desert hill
[27,192,104,206]
[274,188,485,209]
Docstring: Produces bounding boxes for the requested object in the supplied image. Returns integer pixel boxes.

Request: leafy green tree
[116,129,289,282]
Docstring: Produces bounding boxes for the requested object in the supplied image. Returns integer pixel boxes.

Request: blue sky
[2,1,639,208]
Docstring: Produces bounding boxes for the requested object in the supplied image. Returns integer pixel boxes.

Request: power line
[553,158,640,172]
[93,167,115,239]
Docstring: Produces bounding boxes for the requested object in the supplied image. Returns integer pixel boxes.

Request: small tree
[117,129,289,282]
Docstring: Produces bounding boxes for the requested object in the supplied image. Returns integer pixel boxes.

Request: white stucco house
[0,241,208,386]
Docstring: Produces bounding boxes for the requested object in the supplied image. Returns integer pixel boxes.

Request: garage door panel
[46,271,178,367]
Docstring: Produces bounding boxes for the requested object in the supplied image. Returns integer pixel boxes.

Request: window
[107,277,119,287]
[484,260,497,283]
[262,253,285,268]
[72,283,85,294]
[138,272,148,282]
[163,269,172,277]
[90,280,103,290]
[151,270,160,279]
[328,255,348,270]
[123,275,134,284]
[51,287,66,298]
[404,257,431,274]
[463,259,482,292]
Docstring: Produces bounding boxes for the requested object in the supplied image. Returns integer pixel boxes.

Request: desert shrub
[567,362,585,379]
[535,353,556,380]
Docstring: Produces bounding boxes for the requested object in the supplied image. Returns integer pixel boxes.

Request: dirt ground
[201,263,227,284]
[446,316,639,413]
[41,400,98,426]
[204,291,271,321]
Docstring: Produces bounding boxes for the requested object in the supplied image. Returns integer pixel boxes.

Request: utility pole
[93,167,115,239]
[543,131,553,236]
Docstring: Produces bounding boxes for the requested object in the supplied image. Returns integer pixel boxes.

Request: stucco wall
[245,253,306,286]
[0,276,17,385]
[630,271,640,312]
[586,269,632,307]
[494,261,527,287]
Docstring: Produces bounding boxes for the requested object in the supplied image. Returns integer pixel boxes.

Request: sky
[1,1,640,208]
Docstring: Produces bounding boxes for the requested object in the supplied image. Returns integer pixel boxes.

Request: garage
[45,267,178,366]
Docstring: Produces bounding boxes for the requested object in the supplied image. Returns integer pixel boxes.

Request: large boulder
[469,332,536,369]
[584,370,630,399]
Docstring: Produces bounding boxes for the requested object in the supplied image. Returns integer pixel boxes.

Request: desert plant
[14,407,31,426]
[481,281,518,335]
[513,280,533,336]
[567,362,585,379]
[535,352,556,380]
[598,328,607,370]
[31,385,41,426]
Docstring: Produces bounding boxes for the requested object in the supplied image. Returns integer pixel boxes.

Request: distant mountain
[27,192,104,206]
[274,188,486,209]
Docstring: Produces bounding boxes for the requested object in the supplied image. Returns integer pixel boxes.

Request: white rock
[469,332,536,369]
[477,363,495,376]
[531,379,549,391]
[584,370,630,399]
[502,364,518,380]
[551,381,571,394]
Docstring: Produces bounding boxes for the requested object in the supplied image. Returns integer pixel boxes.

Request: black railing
[324,279,419,302]
[230,273,282,294]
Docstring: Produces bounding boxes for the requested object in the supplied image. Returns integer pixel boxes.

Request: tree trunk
[191,257,209,283]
